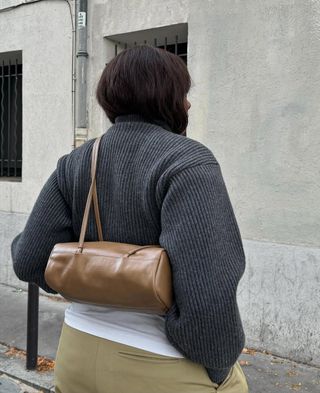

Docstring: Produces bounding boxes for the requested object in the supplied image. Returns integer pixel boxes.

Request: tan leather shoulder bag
[45,136,173,315]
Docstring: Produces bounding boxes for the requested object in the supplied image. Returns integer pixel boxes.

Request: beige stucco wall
[191,0,320,249]
[0,0,73,214]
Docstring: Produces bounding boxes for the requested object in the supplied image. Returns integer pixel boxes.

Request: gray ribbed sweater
[11,114,246,384]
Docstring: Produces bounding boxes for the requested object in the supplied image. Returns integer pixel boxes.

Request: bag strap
[91,140,103,241]
[77,136,103,252]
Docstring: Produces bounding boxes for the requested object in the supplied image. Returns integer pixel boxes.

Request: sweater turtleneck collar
[114,114,172,132]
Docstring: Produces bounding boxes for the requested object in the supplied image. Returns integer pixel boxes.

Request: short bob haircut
[96,45,191,135]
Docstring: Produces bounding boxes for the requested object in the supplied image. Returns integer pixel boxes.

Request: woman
[11,45,248,393]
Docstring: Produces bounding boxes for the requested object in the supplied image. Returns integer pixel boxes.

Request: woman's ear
[184,97,191,112]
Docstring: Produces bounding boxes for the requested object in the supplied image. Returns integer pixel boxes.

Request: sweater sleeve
[11,165,75,294]
[159,163,246,385]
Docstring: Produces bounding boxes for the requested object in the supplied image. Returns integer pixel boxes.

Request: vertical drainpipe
[75,0,88,147]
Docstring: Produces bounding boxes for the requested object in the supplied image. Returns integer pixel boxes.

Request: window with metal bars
[0,51,23,180]
[155,39,187,64]
[107,23,188,64]
[115,37,187,64]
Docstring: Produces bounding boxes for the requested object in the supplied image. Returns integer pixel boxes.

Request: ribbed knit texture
[11,114,246,384]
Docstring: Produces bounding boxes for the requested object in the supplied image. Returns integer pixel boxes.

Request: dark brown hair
[96,45,191,135]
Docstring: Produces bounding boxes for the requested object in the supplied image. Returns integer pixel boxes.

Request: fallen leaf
[239,360,250,366]
[36,356,55,372]
[5,347,26,358]
[287,370,298,377]
[242,347,256,355]
[4,345,55,372]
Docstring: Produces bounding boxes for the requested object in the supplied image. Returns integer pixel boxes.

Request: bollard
[26,282,39,370]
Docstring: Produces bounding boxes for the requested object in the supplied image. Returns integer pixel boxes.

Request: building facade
[1,0,319,366]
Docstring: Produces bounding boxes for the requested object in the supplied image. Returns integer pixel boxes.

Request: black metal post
[26,283,39,370]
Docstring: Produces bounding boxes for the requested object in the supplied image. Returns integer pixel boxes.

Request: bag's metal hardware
[75,247,83,254]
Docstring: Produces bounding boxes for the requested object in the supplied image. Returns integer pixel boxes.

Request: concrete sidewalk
[0,283,67,392]
[0,283,319,392]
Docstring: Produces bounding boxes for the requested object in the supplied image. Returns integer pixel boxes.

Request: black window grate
[154,37,187,64]
[114,35,187,64]
[0,57,23,180]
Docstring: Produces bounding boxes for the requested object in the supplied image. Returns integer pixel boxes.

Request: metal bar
[13,59,18,177]
[175,35,178,55]
[26,283,39,370]
[154,38,157,47]
[0,61,4,176]
[164,37,167,50]
[115,44,118,56]
[7,60,11,176]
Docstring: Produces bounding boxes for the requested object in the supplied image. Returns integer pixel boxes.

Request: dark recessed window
[154,39,187,64]
[115,38,187,64]
[108,24,188,64]
[0,51,23,181]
